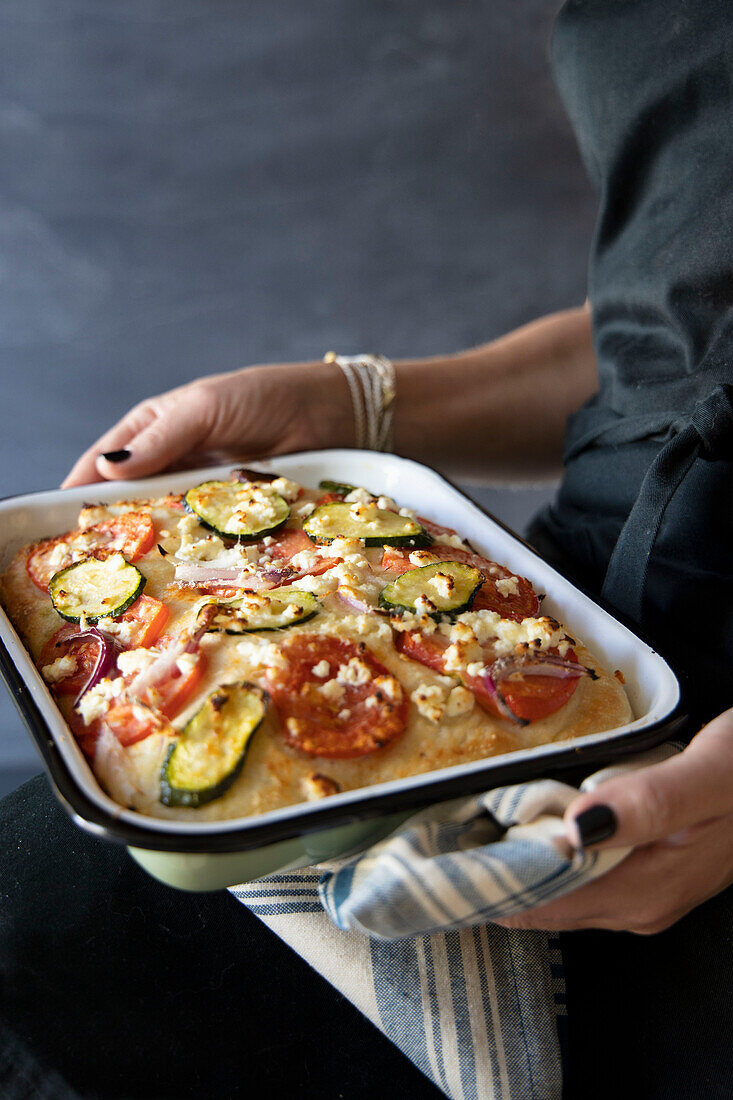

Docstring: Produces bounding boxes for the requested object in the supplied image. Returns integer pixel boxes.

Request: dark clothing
[538,2,733,1095]
[534,0,733,717]
[0,775,442,1100]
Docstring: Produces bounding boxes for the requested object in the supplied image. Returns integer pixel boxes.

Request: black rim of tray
[0,456,688,854]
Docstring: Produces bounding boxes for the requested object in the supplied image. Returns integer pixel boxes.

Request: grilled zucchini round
[304,501,430,547]
[378,560,484,618]
[49,554,145,623]
[184,480,290,541]
[160,682,267,808]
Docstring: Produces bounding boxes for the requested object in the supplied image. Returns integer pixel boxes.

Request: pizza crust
[1,483,633,822]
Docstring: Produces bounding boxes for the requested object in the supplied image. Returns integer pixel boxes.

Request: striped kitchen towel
[230,743,678,1099]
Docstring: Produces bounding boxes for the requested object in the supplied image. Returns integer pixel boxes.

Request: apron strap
[600,384,733,621]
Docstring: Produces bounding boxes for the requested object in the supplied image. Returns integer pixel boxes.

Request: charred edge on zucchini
[160,682,268,808]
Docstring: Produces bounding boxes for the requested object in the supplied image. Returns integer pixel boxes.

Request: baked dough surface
[1,479,632,822]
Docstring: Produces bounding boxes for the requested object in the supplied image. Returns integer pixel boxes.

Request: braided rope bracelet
[324,352,396,452]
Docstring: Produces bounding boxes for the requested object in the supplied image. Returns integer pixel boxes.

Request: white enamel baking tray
[0,450,684,890]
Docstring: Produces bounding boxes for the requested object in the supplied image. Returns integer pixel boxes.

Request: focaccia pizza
[0,470,631,821]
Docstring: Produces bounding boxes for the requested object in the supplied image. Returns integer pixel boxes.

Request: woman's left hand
[494,707,733,934]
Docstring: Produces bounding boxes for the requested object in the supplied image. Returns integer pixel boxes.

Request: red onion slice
[336,586,374,614]
[125,605,216,700]
[476,668,529,727]
[490,654,596,683]
[174,563,250,586]
[70,628,120,708]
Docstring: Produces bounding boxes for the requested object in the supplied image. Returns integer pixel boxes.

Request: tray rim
[0,449,687,853]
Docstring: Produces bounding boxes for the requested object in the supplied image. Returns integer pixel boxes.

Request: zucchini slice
[318,479,373,497]
[49,553,145,623]
[378,561,484,618]
[184,480,290,541]
[304,501,431,548]
[198,588,320,634]
[160,682,267,808]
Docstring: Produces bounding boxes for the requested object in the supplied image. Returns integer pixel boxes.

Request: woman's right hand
[61,360,353,488]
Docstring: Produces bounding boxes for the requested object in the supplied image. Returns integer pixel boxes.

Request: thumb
[564,707,733,851]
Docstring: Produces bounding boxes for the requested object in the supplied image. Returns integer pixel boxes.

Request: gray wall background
[0,0,597,795]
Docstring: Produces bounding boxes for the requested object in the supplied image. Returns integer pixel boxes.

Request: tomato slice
[93,513,156,561]
[395,630,581,723]
[382,540,539,622]
[255,527,341,580]
[40,625,102,697]
[119,595,169,648]
[103,703,169,747]
[26,512,156,591]
[266,634,407,758]
[132,645,207,719]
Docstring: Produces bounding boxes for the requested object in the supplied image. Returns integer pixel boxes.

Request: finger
[61,404,159,487]
[94,390,219,480]
[564,708,733,851]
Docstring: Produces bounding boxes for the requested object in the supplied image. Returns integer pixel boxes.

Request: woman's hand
[495,707,733,933]
[62,361,353,488]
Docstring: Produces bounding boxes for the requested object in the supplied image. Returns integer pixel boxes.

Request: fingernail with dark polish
[101,449,131,463]
[573,804,617,848]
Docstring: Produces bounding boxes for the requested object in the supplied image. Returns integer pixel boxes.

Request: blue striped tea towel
[231,743,678,1099]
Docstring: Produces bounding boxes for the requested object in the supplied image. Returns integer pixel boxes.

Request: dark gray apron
[530,0,733,720]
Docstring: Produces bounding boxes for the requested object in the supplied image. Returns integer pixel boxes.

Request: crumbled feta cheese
[343,488,375,504]
[447,621,478,645]
[349,501,379,520]
[389,612,438,635]
[411,683,446,723]
[289,549,323,573]
[117,648,159,678]
[336,657,372,686]
[270,477,301,501]
[414,595,438,616]
[41,654,78,684]
[45,542,72,571]
[428,571,455,600]
[409,550,438,567]
[317,679,346,704]
[295,573,338,596]
[77,677,125,725]
[292,500,316,519]
[302,772,341,799]
[337,708,351,720]
[175,653,198,676]
[495,576,520,597]
[236,638,289,669]
[443,644,464,673]
[96,616,137,645]
[445,686,475,718]
[466,661,487,678]
[399,507,417,519]
[374,675,401,702]
[326,538,365,561]
[433,532,468,549]
[312,659,330,678]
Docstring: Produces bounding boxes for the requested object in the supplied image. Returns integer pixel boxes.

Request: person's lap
[0,775,442,1100]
